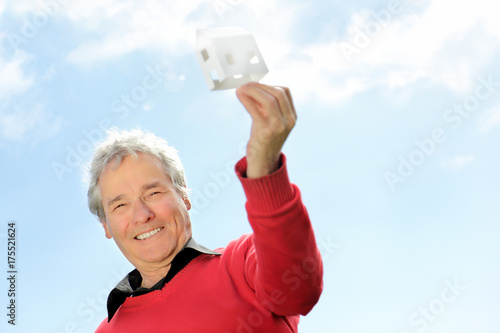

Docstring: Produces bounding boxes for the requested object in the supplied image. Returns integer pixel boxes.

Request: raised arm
[235,83,323,316]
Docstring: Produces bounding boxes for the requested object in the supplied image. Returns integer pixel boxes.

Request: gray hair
[87,128,188,221]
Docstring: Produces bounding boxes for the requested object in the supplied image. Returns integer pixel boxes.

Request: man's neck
[139,264,172,289]
[135,236,192,289]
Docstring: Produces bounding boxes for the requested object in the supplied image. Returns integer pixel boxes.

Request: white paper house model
[196,27,268,90]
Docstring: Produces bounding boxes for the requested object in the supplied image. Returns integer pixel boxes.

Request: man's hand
[236,82,297,179]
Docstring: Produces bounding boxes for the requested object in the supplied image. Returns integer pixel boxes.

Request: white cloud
[275,0,500,104]
[0,38,61,146]
[480,107,500,133]
[0,103,63,145]
[62,0,297,66]
[0,0,5,16]
[439,154,475,172]
[64,0,210,65]
[2,0,37,14]
[25,0,499,105]
[0,51,33,101]
[234,0,500,104]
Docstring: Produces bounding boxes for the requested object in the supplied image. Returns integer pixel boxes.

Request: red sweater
[95,155,323,332]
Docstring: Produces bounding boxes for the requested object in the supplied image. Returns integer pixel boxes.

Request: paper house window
[196,27,268,90]
[201,48,209,62]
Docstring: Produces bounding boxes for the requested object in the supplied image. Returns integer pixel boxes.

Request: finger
[245,83,284,113]
[258,84,297,129]
[252,84,297,134]
[247,83,296,121]
[276,86,297,121]
[235,84,267,122]
[236,83,280,121]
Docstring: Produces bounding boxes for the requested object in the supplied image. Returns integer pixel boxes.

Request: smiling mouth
[135,227,164,240]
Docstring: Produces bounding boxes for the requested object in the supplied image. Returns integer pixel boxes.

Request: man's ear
[183,196,191,210]
[100,219,113,239]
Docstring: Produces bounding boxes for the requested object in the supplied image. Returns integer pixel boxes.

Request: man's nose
[133,199,155,224]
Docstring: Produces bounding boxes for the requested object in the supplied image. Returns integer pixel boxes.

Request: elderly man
[88,82,323,332]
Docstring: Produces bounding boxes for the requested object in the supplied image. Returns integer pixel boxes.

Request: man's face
[98,152,192,271]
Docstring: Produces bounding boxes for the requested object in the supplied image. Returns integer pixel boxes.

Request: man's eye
[150,191,161,196]
[114,203,125,211]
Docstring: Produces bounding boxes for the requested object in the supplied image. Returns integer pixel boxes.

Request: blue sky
[1,0,499,332]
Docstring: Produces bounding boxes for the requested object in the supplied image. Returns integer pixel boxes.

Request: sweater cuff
[235,154,295,213]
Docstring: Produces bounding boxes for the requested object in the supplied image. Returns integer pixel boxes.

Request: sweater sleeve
[235,154,323,316]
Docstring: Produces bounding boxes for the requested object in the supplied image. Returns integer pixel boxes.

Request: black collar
[106,238,220,322]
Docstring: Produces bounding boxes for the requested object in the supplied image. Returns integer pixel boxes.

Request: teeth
[136,227,163,240]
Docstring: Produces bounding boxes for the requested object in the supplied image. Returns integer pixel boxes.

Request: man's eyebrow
[107,194,125,208]
[142,181,164,191]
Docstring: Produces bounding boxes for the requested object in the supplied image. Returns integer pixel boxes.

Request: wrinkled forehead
[99,152,170,188]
